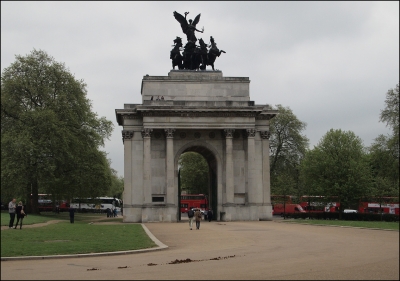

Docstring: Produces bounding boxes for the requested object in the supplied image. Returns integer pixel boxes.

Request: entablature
[116,104,278,126]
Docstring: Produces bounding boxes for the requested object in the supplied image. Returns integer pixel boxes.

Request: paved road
[1,220,399,280]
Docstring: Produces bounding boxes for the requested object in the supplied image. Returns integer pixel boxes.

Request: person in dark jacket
[14,201,26,229]
[69,206,75,223]
[187,208,195,230]
[207,209,213,222]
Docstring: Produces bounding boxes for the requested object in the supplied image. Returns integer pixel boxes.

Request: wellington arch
[115,70,278,222]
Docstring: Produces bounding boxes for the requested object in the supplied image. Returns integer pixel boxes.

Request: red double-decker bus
[180,194,208,213]
[299,195,340,213]
[358,197,399,215]
[270,195,296,205]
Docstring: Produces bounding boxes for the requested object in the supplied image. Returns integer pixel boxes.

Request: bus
[271,195,296,205]
[180,194,208,213]
[69,197,122,213]
[299,195,340,213]
[37,194,69,212]
[358,197,399,215]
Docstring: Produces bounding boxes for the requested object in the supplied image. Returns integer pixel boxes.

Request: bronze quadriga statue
[171,11,226,71]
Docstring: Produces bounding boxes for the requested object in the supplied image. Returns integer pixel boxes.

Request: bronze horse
[170,35,225,71]
[198,37,225,71]
[182,41,203,70]
[170,37,184,70]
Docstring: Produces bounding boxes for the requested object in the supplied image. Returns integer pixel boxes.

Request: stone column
[260,131,271,205]
[165,128,175,205]
[141,128,153,204]
[224,129,235,204]
[246,129,256,204]
[122,130,134,209]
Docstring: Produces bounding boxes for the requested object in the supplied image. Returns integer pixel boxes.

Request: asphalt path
[1,220,399,280]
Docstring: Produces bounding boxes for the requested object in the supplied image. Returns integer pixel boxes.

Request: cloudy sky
[2,1,399,177]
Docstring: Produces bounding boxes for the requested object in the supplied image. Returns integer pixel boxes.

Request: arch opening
[177,145,218,221]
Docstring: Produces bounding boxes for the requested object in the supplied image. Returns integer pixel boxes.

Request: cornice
[116,105,278,125]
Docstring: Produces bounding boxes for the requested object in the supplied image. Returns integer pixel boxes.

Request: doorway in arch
[177,145,218,221]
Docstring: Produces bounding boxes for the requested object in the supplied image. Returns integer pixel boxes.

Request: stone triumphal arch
[116,70,277,222]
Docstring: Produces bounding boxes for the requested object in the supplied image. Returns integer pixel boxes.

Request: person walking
[55,202,60,214]
[111,204,116,217]
[68,206,75,223]
[208,209,213,222]
[187,208,195,230]
[194,208,202,230]
[8,198,16,229]
[14,201,26,229]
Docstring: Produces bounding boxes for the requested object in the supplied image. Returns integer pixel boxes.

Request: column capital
[224,129,235,138]
[246,128,257,138]
[141,128,153,138]
[164,128,176,138]
[260,130,271,139]
[122,130,134,143]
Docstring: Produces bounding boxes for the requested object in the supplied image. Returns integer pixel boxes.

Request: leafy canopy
[269,104,309,197]
[178,152,209,195]
[1,49,114,211]
[367,83,399,199]
[300,129,372,210]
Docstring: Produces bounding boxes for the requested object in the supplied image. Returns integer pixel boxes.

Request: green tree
[273,172,296,201]
[269,104,309,198]
[368,135,399,197]
[107,168,124,199]
[380,83,399,140]
[178,152,209,195]
[366,83,399,205]
[300,129,372,216]
[1,49,113,213]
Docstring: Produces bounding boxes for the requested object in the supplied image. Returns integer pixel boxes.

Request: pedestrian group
[187,208,213,230]
[9,198,27,229]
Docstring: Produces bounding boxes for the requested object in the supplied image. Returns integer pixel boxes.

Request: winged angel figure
[173,11,204,43]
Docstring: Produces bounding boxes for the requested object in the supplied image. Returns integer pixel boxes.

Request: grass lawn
[1,211,156,257]
[280,218,399,230]
[1,211,67,225]
[1,211,123,226]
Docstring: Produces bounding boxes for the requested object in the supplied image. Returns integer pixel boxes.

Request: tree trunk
[26,180,40,214]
